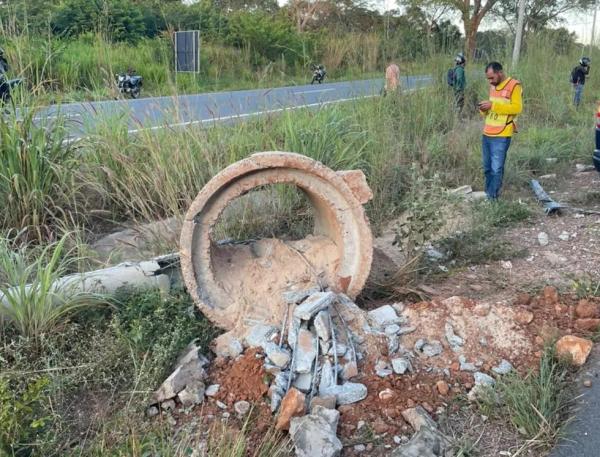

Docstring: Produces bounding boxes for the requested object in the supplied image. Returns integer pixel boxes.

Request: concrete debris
[368,305,402,328]
[327,343,347,358]
[320,382,368,405]
[458,355,477,372]
[385,324,401,335]
[205,384,220,397]
[314,310,332,341]
[293,372,313,392]
[387,334,400,354]
[537,232,549,246]
[276,387,306,431]
[558,231,570,241]
[290,406,343,457]
[178,381,205,407]
[474,372,495,386]
[154,343,207,403]
[375,360,393,377]
[492,359,513,375]
[283,287,321,304]
[391,357,412,375]
[398,326,417,335]
[161,399,176,411]
[319,360,335,392]
[147,405,159,417]
[421,340,443,357]
[341,361,359,380]
[213,333,244,358]
[310,395,337,412]
[393,407,452,457]
[576,163,596,172]
[245,324,279,349]
[265,342,291,368]
[444,323,464,352]
[294,291,337,321]
[295,329,318,373]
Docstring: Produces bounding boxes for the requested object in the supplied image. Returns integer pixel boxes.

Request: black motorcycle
[311,64,326,84]
[116,70,142,99]
[0,77,23,105]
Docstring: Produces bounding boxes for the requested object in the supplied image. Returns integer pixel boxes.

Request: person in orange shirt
[478,61,523,200]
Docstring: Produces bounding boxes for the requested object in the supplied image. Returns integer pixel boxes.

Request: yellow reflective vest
[483,78,523,138]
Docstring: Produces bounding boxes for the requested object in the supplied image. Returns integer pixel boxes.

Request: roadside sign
[174,30,200,73]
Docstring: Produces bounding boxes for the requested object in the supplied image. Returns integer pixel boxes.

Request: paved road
[549,344,600,457]
[26,75,432,141]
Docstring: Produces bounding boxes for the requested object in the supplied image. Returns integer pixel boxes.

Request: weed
[569,274,600,298]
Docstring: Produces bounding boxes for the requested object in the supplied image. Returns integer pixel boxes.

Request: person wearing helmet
[0,48,8,77]
[452,53,466,114]
[571,57,590,107]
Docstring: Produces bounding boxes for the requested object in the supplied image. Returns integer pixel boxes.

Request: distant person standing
[571,57,590,108]
[449,53,466,113]
[383,62,400,95]
[478,62,523,200]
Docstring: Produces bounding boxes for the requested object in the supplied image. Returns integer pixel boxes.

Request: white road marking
[290,89,335,95]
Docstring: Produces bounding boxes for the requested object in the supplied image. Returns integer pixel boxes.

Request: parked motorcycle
[311,64,326,84]
[0,77,22,105]
[116,69,142,99]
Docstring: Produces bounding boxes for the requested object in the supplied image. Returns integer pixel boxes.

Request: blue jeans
[574,84,584,107]
[482,135,511,199]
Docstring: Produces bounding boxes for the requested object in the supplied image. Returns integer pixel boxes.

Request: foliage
[0,376,51,456]
[0,235,104,342]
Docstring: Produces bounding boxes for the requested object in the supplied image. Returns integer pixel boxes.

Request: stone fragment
[474,372,495,386]
[287,316,302,348]
[310,395,337,412]
[354,444,366,452]
[293,372,313,393]
[275,388,306,430]
[444,323,464,351]
[295,329,317,373]
[154,344,207,403]
[575,319,600,332]
[319,360,335,392]
[584,379,593,388]
[147,405,159,417]
[459,355,476,372]
[320,382,368,405]
[414,339,426,352]
[391,425,451,457]
[391,357,412,375]
[388,334,400,354]
[385,324,401,335]
[368,305,401,328]
[215,400,227,410]
[245,324,278,349]
[436,380,449,396]
[294,291,336,321]
[314,310,332,341]
[178,381,206,407]
[401,406,438,431]
[555,335,593,366]
[537,232,549,246]
[161,399,176,411]
[575,299,600,319]
[543,286,560,304]
[398,326,417,335]
[492,359,513,375]
[341,361,359,380]
[515,309,534,325]
[375,360,393,377]
[543,251,567,266]
[422,340,443,357]
[265,342,291,368]
[327,343,347,357]
[234,400,251,416]
[213,333,243,358]
[289,406,342,457]
[379,388,395,402]
[205,384,220,397]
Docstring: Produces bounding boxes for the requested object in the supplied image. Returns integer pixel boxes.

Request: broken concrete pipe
[180,152,375,332]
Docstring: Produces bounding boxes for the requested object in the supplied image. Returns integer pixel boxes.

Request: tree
[492,0,595,34]
[400,0,501,59]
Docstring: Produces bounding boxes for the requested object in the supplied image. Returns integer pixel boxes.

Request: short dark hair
[485,62,503,73]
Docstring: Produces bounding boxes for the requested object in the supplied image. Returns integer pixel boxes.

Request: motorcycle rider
[571,57,590,108]
[0,48,10,103]
[311,64,326,84]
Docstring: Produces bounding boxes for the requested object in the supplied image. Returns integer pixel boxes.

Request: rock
[543,251,567,266]
[539,173,556,179]
[293,372,314,392]
[474,372,495,386]
[147,405,159,417]
[178,381,206,407]
[391,426,451,456]
[375,360,393,377]
[265,342,291,368]
[205,384,220,397]
[492,359,513,375]
[341,361,359,380]
[543,286,560,304]
[314,310,332,341]
[215,400,227,410]
[558,231,570,241]
[354,444,366,452]
[287,316,302,348]
[391,357,412,375]
[473,303,490,316]
[436,380,449,396]
[500,260,512,270]
[468,191,487,201]
[295,329,318,373]
[276,388,306,430]
[319,360,335,392]
[378,388,395,402]
[459,355,476,372]
[401,406,438,432]
[245,324,278,349]
[154,344,208,403]
[425,248,445,261]
[327,343,347,357]
[576,163,596,172]
[294,291,336,321]
[422,341,443,357]
[213,333,244,358]
[444,323,464,351]
[584,379,593,388]
[289,406,342,457]
[385,324,401,335]
[555,335,593,366]
[234,400,251,416]
[310,395,337,412]
[283,287,321,304]
[576,299,600,319]
[270,388,283,413]
[320,382,368,405]
[575,319,600,332]
[450,185,473,195]
[166,415,177,426]
[398,326,417,335]
[515,309,534,325]
[161,399,176,411]
[368,305,401,328]
[537,232,549,246]
[387,334,400,354]
[414,339,426,352]
[392,302,405,314]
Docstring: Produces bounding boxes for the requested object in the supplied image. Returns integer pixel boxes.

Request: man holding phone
[478,62,523,200]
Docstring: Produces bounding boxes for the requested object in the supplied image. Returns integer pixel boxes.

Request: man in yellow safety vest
[478,61,523,200]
